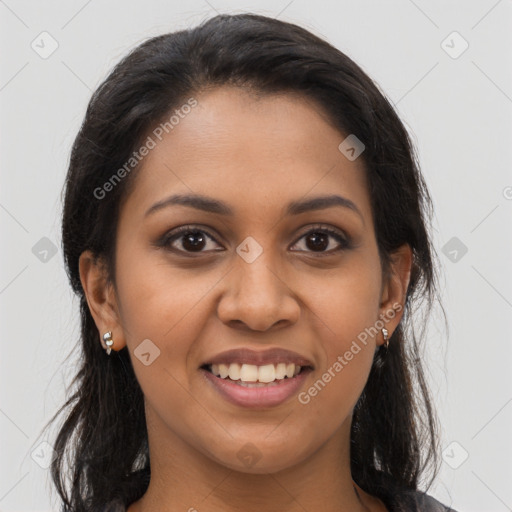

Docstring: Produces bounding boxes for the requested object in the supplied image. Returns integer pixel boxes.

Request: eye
[290,225,351,255]
[156,224,351,256]
[158,225,223,254]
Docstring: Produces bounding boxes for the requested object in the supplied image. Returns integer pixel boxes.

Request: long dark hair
[44,12,445,511]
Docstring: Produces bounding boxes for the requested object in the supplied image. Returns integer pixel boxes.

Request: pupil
[183,231,205,251]
[306,232,328,251]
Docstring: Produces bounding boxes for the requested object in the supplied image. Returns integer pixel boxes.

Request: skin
[80,86,412,512]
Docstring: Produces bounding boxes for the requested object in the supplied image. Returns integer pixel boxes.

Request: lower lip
[200,367,312,408]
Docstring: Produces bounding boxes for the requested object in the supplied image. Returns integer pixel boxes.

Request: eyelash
[157,224,352,257]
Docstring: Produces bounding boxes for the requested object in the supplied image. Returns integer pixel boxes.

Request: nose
[217,249,301,332]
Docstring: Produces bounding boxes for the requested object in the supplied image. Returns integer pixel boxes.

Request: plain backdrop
[1,1,511,511]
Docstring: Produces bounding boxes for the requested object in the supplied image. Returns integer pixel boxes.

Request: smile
[207,362,304,383]
[200,363,313,408]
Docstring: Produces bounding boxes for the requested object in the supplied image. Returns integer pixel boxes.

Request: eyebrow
[144,193,364,222]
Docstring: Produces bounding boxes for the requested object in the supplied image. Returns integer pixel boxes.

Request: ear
[377,243,413,346]
[79,250,127,353]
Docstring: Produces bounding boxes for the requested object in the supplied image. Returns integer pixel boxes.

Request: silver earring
[381,328,389,349]
[103,331,114,355]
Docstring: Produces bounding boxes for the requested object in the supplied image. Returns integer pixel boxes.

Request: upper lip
[201,347,314,369]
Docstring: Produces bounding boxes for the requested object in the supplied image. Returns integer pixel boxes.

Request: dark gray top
[380,488,457,511]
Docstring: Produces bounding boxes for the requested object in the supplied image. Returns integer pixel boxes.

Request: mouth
[199,363,314,408]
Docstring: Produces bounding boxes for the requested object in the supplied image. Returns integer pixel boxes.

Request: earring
[103,331,114,355]
[381,328,389,349]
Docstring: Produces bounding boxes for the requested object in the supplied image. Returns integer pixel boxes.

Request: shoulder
[381,488,458,512]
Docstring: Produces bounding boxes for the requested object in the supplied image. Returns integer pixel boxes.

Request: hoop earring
[103,331,114,355]
[381,328,389,349]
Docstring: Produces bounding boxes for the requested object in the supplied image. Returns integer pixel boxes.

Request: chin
[204,441,310,475]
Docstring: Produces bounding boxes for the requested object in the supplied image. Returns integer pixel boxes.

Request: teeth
[228,363,241,381]
[257,364,275,383]
[275,363,287,380]
[240,364,259,382]
[218,363,229,379]
[209,362,304,382]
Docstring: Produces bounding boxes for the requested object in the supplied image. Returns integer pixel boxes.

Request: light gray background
[1,1,511,511]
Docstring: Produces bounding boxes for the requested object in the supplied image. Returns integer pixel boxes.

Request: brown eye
[159,226,223,254]
[180,230,208,251]
[290,226,351,254]
[304,232,329,251]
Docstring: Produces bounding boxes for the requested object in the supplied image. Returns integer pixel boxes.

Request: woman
[46,13,456,512]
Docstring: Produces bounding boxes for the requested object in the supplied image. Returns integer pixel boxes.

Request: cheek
[114,249,217,430]
[293,260,381,420]
[299,254,382,346]
[116,248,221,358]
[114,244,217,400]
[295,311,377,438]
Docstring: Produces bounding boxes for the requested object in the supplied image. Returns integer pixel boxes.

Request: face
[81,86,410,475]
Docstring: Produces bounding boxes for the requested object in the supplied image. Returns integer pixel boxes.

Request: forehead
[121,86,371,223]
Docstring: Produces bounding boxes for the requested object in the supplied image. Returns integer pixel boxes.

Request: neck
[127,407,379,512]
